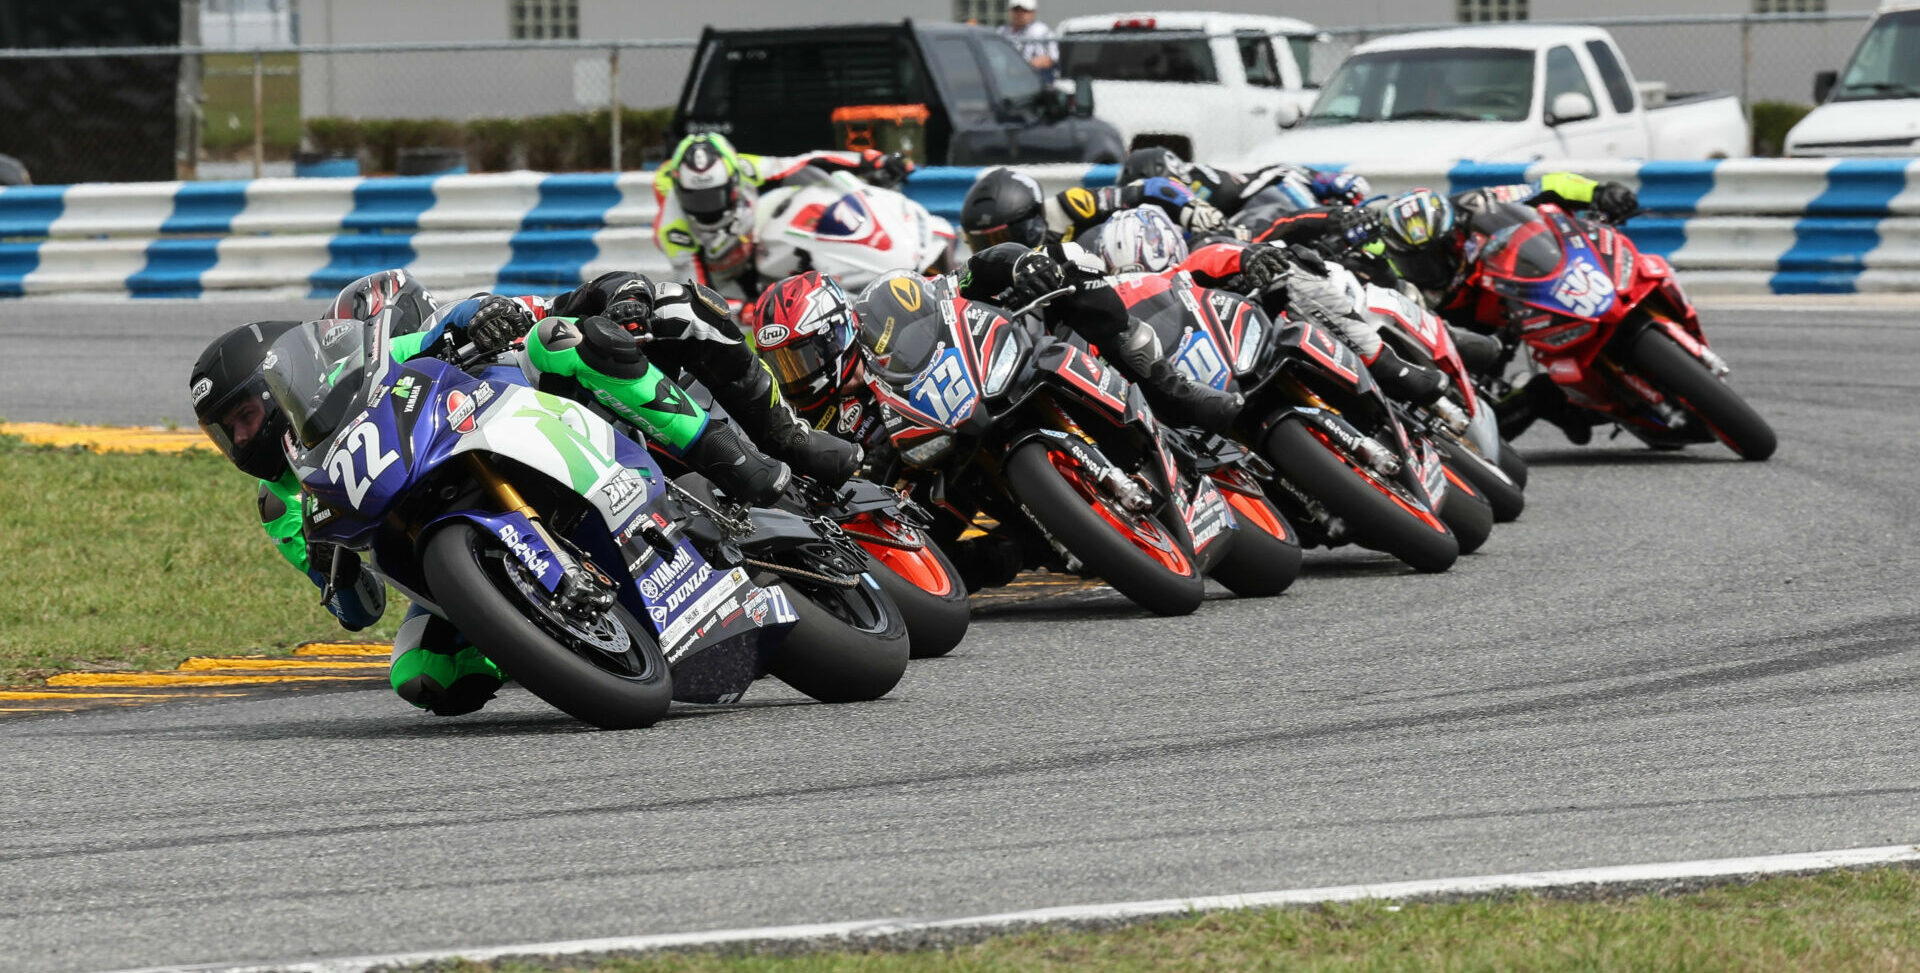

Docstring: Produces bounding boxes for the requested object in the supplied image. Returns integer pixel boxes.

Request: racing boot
[1523,373,1594,445]
[1114,320,1243,434]
[718,363,864,485]
[389,607,507,717]
[1365,343,1448,407]
[1448,327,1504,380]
[681,421,792,505]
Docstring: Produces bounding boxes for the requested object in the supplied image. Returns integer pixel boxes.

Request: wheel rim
[1303,427,1449,534]
[783,565,894,636]
[483,550,659,682]
[850,515,956,598]
[1046,449,1196,577]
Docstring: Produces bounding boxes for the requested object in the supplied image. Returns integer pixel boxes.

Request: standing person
[1000,0,1059,82]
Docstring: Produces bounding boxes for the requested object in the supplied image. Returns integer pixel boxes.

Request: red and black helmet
[751,272,859,409]
[327,269,441,336]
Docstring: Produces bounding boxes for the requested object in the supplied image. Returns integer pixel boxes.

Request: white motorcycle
[752,169,956,293]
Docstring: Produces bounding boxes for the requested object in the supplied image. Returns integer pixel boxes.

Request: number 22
[327,422,400,508]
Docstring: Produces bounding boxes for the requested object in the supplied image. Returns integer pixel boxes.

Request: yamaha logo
[887,276,924,312]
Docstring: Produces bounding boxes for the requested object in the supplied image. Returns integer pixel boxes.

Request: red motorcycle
[1458,202,1775,460]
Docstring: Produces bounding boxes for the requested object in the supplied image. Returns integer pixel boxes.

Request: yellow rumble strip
[0,422,210,454]
[0,641,390,718]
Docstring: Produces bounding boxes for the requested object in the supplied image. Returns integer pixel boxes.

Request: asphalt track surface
[3,302,1918,972]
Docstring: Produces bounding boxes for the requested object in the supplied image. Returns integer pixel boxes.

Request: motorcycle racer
[653,132,914,298]
[1116,146,1371,220]
[957,166,1228,251]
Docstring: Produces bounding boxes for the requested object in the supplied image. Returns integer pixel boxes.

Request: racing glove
[864,150,913,188]
[1593,182,1639,223]
[1324,206,1376,251]
[1315,172,1372,207]
[465,296,535,353]
[1126,177,1227,236]
[1239,245,1292,292]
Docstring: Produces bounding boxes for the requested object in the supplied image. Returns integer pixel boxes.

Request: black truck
[671,20,1126,166]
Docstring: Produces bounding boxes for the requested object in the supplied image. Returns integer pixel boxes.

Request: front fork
[464,453,615,615]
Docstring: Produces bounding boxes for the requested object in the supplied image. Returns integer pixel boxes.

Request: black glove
[1325,205,1376,249]
[603,299,653,335]
[1593,182,1638,223]
[868,152,912,188]
[1239,245,1291,292]
[465,296,534,353]
[792,430,864,486]
[1286,244,1329,277]
[1007,250,1066,311]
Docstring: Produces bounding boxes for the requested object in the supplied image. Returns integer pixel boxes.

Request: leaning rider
[190,281,800,716]
[1115,145,1371,222]
[652,132,915,300]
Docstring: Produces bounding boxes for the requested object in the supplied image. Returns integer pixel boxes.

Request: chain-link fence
[0,12,1889,184]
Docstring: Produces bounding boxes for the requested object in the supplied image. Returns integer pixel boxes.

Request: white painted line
[108,843,1920,973]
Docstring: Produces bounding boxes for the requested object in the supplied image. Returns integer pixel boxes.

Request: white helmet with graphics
[1098,206,1188,275]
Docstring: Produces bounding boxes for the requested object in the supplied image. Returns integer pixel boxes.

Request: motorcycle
[752,168,957,297]
[1137,268,1462,572]
[264,312,909,729]
[1458,201,1776,461]
[853,270,1243,617]
[1315,260,1527,525]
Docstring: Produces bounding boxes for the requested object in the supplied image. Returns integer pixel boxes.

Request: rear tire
[1439,440,1525,523]
[762,573,910,703]
[1436,464,1495,555]
[1004,440,1205,616]
[1630,328,1776,461]
[1263,418,1459,573]
[1208,489,1302,597]
[861,541,971,659]
[421,523,671,730]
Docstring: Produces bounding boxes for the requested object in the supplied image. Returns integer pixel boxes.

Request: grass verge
[451,867,1920,972]
[0,436,397,685]
[201,52,302,159]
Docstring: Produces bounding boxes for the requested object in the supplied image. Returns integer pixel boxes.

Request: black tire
[862,544,971,659]
[1263,418,1459,573]
[421,523,671,730]
[1438,439,1526,523]
[763,572,910,703]
[1003,440,1205,616]
[1630,328,1777,461]
[1497,438,1529,490]
[1208,492,1302,598]
[1436,465,1495,555]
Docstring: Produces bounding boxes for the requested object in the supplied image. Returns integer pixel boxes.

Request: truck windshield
[1303,47,1534,125]
[1058,31,1220,84]
[1833,9,1920,101]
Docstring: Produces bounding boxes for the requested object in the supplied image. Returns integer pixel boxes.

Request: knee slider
[576,315,651,379]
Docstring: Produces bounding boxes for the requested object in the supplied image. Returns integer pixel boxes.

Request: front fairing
[1472,207,1620,324]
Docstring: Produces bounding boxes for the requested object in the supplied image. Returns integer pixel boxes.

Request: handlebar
[1004,285,1078,321]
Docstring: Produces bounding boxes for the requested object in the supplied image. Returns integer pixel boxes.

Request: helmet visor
[679,184,735,225]
[762,340,833,395]
[964,211,1047,252]
[197,375,271,464]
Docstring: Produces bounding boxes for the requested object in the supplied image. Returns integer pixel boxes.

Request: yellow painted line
[1,422,209,455]
[46,672,381,688]
[0,691,193,700]
[177,657,387,671]
[294,643,392,657]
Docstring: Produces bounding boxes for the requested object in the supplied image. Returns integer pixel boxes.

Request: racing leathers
[652,143,912,298]
[959,240,1244,433]
[1046,177,1229,243]
[1162,162,1369,221]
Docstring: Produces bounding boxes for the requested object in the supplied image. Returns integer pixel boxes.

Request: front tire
[1439,439,1526,523]
[1003,440,1205,616]
[859,539,971,659]
[1263,418,1459,573]
[1436,464,1495,555]
[1497,437,1529,489]
[762,572,910,703]
[1207,488,1302,597]
[1630,328,1777,461]
[421,523,671,730]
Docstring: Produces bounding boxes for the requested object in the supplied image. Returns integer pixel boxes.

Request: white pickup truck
[1055,11,1322,163]
[1784,3,1920,157]
[1240,25,1748,166]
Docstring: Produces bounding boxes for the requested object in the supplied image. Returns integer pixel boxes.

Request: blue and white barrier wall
[3,159,1919,298]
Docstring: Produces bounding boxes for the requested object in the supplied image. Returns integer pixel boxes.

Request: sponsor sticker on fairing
[446,389,477,433]
[636,547,695,599]
[496,522,552,576]
[658,567,751,655]
[597,469,646,514]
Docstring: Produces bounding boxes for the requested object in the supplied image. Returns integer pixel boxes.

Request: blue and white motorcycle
[261,312,908,729]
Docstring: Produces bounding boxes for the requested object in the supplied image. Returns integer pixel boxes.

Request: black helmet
[960,168,1049,251]
[327,269,440,336]
[1118,146,1189,186]
[191,320,302,480]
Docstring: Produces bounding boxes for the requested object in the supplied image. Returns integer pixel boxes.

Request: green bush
[303,107,675,174]
[1752,101,1813,157]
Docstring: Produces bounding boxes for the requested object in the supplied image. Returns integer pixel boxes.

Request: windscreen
[1304,47,1534,125]
[1833,10,1920,101]
[262,319,371,448]
[1059,31,1220,84]
[1480,221,1565,280]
